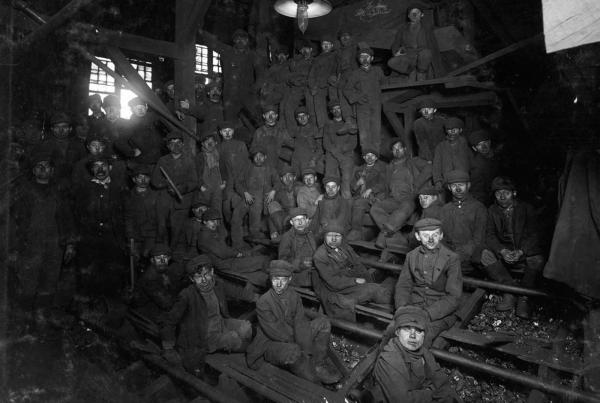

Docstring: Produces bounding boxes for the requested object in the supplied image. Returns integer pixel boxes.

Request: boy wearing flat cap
[115,97,164,165]
[481,176,544,318]
[310,175,352,241]
[395,218,462,344]
[161,255,251,378]
[296,167,322,218]
[371,306,458,402]
[346,148,387,241]
[132,244,185,322]
[323,99,357,199]
[439,170,487,274]
[124,164,160,262]
[387,3,436,82]
[267,165,299,240]
[250,104,294,169]
[468,129,500,205]
[247,260,339,384]
[152,131,199,249]
[285,39,315,128]
[413,97,445,162]
[343,43,387,154]
[370,138,432,248]
[9,151,75,315]
[197,208,269,295]
[313,221,393,321]
[291,106,323,176]
[308,35,339,129]
[432,116,471,191]
[217,120,249,223]
[278,207,317,287]
[231,148,279,247]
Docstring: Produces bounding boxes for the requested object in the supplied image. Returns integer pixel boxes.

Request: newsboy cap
[394,306,429,331]
[413,218,442,231]
[445,170,470,184]
[269,260,294,277]
[185,255,213,274]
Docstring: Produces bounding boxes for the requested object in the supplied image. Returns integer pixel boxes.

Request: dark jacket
[486,201,542,257]
[373,338,454,403]
[246,287,309,368]
[123,187,160,241]
[160,280,229,350]
[395,244,462,321]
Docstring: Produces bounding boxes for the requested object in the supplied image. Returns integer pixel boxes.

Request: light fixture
[274,0,332,34]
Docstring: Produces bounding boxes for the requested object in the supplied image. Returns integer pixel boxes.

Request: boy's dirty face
[303,174,315,187]
[296,113,309,126]
[281,173,295,187]
[253,152,266,166]
[263,110,278,126]
[220,128,234,140]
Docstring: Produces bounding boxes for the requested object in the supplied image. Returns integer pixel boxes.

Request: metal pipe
[431,348,600,403]
[360,258,556,299]
[304,310,384,340]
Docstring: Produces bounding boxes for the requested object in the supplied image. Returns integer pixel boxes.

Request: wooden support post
[175,0,210,154]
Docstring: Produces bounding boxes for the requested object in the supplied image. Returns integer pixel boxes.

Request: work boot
[346,229,362,241]
[289,354,319,383]
[516,296,531,319]
[374,231,388,249]
[496,293,516,311]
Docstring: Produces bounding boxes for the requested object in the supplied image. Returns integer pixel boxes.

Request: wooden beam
[447,34,543,77]
[175,0,201,151]
[101,30,179,59]
[181,0,211,42]
[104,46,198,141]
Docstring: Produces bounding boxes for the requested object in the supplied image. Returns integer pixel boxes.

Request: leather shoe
[516,296,531,319]
[496,293,516,311]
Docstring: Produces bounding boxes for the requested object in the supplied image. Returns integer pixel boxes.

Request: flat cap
[278,165,296,176]
[88,94,102,103]
[301,167,316,176]
[166,131,184,141]
[394,306,429,331]
[218,120,236,130]
[362,147,379,157]
[85,132,109,145]
[200,131,217,142]
[127,97,146,107]
[417,97,437,110]
[413,218,442,231]
[357,42,373,56]
[185,255,213,274]
[327,99,341,109]
[50,112,71,126]
[295,106,308,115]
[324,220,345,236]
[491,176,516,192]
[262,104,279,113]
[444,117,464,130]
[288,207,308,220]
[321,33,336,43]
[30,151,53,165]
[445,169,470,184]
[232,29,249,39]
[417,185,439,196]
[102,94,121,108]
[468,129,491,146]
[129,163,152,176]
[150,243,171,256]
[322,175,340,185]
[269,260,294,277]
[202,208,221,221]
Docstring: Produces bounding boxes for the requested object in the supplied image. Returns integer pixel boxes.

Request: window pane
[195,44,209,74]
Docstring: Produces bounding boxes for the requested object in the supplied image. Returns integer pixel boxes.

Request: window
[195,44,222,75]
[88,57,153,119]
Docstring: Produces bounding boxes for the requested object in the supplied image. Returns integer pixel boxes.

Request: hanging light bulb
[296,0,309,34]
[274,0,332,34]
